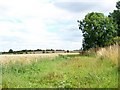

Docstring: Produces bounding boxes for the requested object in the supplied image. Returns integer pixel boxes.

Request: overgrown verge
[97,44,119,66]
[2,54,118,88]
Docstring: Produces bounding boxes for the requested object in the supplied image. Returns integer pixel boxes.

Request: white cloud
[54,0,118,3]
[0,0,117,51]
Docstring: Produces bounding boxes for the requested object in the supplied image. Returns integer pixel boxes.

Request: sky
[0,0,118,52]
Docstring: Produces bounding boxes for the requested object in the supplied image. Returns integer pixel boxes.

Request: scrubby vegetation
[2,46,118,88]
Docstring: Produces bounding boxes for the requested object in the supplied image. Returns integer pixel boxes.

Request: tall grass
[97,44,119,66]
[2,54,118,88]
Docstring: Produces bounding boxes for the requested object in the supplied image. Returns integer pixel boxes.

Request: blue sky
[0,0,118,51]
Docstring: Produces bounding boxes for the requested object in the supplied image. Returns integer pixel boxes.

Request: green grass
[2,54,118,88]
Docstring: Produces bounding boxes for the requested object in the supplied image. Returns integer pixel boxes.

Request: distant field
[1,52,118,88]
[0,53,79,64]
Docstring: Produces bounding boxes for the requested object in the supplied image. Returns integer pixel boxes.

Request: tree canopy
[78,12,117,50]
[109,1,120,36]
[9,49,14,53]
[116,1,120,9]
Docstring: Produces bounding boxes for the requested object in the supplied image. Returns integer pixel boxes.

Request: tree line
[78,1,120,51]
[1,49,71,54]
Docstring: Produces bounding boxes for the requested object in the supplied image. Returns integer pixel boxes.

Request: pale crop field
[0,53,79,65]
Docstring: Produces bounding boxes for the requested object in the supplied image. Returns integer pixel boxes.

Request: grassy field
[1,49,118,88]
[1,45,119,88]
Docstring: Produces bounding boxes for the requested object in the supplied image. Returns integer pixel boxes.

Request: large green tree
[116,1,120,9]
[109,1,120,36]
[78,12,117,50]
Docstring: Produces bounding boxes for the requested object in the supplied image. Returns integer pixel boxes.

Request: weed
[1,53,118,88]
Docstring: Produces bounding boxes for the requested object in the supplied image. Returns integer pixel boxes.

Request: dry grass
[0,53,79,65]
[97,44,119,65]
[2,55,118,88]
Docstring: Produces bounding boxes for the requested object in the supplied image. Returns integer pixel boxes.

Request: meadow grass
[97,44,119,66]
[2,54,118,88]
